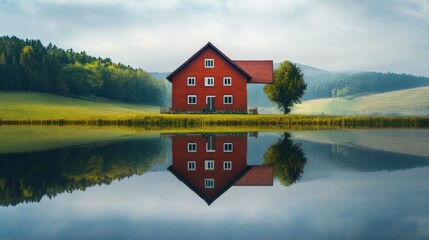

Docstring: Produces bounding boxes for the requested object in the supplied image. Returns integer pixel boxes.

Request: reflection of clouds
[1,167,429,239]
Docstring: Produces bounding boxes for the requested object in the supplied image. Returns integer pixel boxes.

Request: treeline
[0,36,166,104]
[304,71,429,99]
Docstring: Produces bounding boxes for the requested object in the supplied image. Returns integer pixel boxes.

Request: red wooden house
[167,133,273,205]
[166,42,273,113]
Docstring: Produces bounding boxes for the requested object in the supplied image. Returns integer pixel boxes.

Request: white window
[223,161,232,170]
[205,179,214,188]
[205,59,214,68]
[205,160,214,170]
[206,135,215,152]
[224,77,232,86]
[223,95,233,105]
[224,143,233,152]
[187,95,197,104]
[188,161,196,170]
[187,143,197,152]
[187,77,196,86]
[205,77,214,86]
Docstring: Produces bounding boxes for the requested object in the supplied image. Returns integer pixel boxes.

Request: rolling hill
[290,86,429,116]
[0,91,159,120]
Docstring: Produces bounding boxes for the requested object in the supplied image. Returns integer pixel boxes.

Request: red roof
[234,166,274,186]
[233,60,274,84]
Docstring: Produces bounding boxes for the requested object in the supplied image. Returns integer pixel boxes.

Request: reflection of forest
[0,138,166,206]
[263,133,307,186]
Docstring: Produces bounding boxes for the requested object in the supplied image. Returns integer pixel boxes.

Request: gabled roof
[166,42,252,82]
[168,165,251,206]
[233,60,274,84]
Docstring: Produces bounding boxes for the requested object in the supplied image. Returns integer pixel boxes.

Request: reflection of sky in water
[1,130,429,239]
[1,168,429,239]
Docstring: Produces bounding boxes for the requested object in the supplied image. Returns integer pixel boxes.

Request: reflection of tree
[0,138,166,206]
[263,133,307,186]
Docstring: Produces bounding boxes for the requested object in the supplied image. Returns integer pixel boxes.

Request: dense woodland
[304,71,429,99]
[0,36,166,104]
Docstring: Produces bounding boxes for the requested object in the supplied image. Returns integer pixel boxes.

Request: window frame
[204,160,215,170]
[205,77,214,87]
[206,135,216,152]
[205,59,214,68]
[187,95,197,105]
[187,143,197,152]
[188,161,196,170]
[223,77,232,86]
[223,95,233,105]
[223,161,232,170]
[205,179,215,188]
[223,142,233,152]
[187,77,196,86]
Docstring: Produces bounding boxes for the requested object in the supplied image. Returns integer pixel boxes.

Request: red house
[167,133,273,205]
[166,42,273,113]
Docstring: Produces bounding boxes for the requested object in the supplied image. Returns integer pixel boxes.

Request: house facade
[166,42,273,113]
[167,133,274,205]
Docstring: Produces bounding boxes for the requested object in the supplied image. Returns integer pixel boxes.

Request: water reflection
[0,138,166,206]
[166,133,275,205]
[263,132,307,186]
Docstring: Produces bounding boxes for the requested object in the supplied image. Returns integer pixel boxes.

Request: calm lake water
[1,128,429,240]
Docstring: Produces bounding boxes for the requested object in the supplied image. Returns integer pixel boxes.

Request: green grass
[0,91,159,119]
[291,86,429,116]
[0,91,428,130]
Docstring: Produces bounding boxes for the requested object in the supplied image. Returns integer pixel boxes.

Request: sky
[1,0,428,76]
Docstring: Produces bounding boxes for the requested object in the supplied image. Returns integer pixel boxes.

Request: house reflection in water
[166,133,273,205]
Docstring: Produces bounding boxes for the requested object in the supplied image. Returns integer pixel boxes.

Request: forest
[304,71,429,99]
[0,36,166,104]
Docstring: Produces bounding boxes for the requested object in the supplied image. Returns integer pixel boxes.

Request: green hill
[0,91,158,120]
[290,86,429,116]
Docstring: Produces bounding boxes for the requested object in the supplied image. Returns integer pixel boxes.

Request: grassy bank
[1,91,428,130]
[1,113,428,130]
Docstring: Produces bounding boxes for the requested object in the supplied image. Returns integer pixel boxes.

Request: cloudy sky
[1,0,428,76]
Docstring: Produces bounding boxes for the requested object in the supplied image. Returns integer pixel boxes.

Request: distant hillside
[0,36,166,105]
[291,86,429,116]
[250,63,429,107]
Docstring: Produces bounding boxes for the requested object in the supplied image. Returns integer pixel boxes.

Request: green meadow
[1,91,428,130]
[292,86,429,116]
[0,91,159,120]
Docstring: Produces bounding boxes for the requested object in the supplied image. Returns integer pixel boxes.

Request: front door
[206,96,215,113]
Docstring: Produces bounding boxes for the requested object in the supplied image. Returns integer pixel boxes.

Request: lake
[1,127,429,240]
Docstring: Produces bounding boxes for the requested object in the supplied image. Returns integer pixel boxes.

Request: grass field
[0,91,428,130]
[0,91,159,119]
[291,86,429,116]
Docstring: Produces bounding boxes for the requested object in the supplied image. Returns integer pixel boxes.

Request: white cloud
[0,0,428,75]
